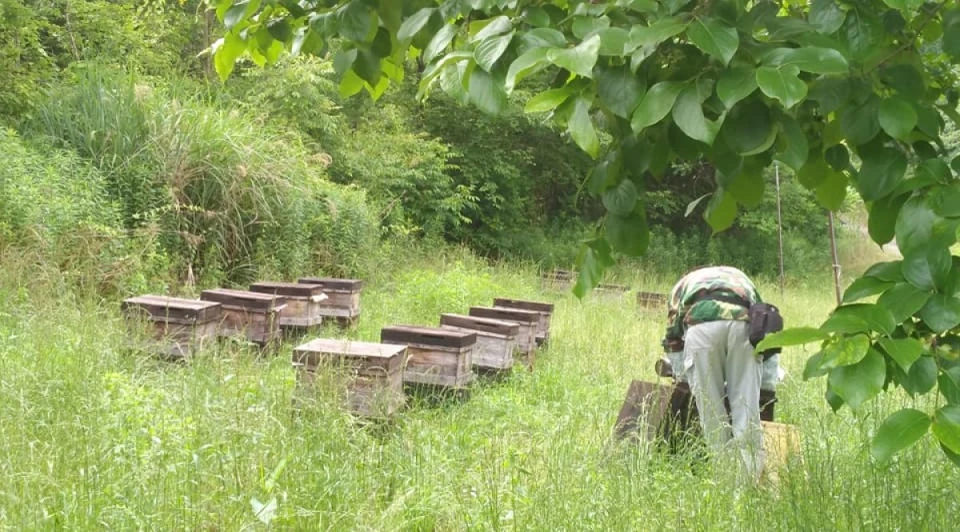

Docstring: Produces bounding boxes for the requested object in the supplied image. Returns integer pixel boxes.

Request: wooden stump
[200,288,285,348]
[468,306,539,369]
[121,295,221,360]
[248,282,327,330]
[292,338,407,418]
[381,326,476,389]
[439,313,519,372]
[492,298,554,346]
[297,277,363,324]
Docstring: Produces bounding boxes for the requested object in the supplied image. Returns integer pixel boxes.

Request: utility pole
[775,164,785,299]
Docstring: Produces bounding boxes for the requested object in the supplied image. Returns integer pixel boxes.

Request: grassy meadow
[0,250,958,530]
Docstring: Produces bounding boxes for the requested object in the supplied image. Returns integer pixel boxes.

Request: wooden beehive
[468,306,539,368]
[292,338,407,418]
[492,298,554,346]
[541,269,576,291]
[121,295,221,360]
[439,313,519,372]
[761,421,802,485]
[380,325,476,388]
[594,283,631,299]
[297,277,363,324]
[637,291,668,310]
[614,380,699,445]
[200,288,285,347]
[248,282,328,329]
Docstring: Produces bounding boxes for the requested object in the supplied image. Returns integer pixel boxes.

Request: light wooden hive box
[492,298,554,346]
[540,269,575,291]
[468,306,539,367]
[297,277,364,324]
[380,325,476,389]
[121,295,221,360]
[248,282,327,329]
[200,288,286,347]
[636,291,668,310]
[292,338,407,418]
[439,313,519,372]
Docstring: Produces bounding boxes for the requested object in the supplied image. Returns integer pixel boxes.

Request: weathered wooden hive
[200,288,285,347]
[492,298,554,346]
[540,269,576,291]
[248,282,327,329]
[121,295,221,360]
[297,277,363,325]
[380,325,476,389]
[439,313,519,372]
[637,291,668,310]
[468,306,539,368]
[594,283,631,299]
[292,338,407,418]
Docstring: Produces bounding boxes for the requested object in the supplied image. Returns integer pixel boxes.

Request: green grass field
[0,254,957,530]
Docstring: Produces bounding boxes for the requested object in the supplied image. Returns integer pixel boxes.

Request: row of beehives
[292,298,554,418]
[121,277,363,359]
[541,270,668,309]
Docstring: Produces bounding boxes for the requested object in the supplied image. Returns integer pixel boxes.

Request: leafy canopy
[212,0,960,464]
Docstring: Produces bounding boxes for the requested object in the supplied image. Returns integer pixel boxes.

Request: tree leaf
[605,212,649,256]
[814,170,848,211]
[602,178,639,215]
[865,260,906,282]
[896,196,940,256]
[777,114,808,171]
[819,334,871,369]
[931,184,960,218]
[398,8,435,41]
[839,97,881,145]
[573,239,615,299]
[821,304,896,335]
[338,1,376,43]
[755,327,829,351]
[902,245,951,291]
[474,31,513,72]
[828,348,886,410]
[919,294,960,333]
[717,67,757,109]
[868,194,907,246]
[520,28,568,50]
[505,48,549,92]
[425,23,458,64]
[810,0,847,34]
[756,65,807,109]
[880,63,926,100]
[804,351,830,380]
[685,193,711,217]
[568,96,600,158]
[352,49,382,87]
[933,405,960,454]
[625,17,688,51]
[842,277,894,303]
[672,86,721,145]
[467,67,507,115]
[765,47,849,75]
[631,81,685,132]
[841,8,882,60]
[687,16,739,65]
[939,367,960,405]
[879,98,919,140]
[857,146,907,201]
[825,144,850,171]
[902,355,938,396]
[871,408,930,463]
[877,282,931,323]
[809,78,852,114]
[214,33,247,81]
[720,100,775,156]
[470,16,512,42]
[597,27,631,56]
[705,188,737,232]
[596,65,645,119]
[547,34,601,78]
[524,87,573,113]
[879,337,924,372]
[572,15,610,39]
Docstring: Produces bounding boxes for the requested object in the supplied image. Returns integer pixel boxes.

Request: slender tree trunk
[828,211,842,306]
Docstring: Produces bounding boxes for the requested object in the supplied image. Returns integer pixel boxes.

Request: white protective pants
[684,320,764,482]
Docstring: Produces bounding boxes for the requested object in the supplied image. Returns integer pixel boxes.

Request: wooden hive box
[380,325,476,388]
[121,295,221,360]
[541,269,575,291]
[200,288,286,347]
[439,313,519,372]
[468,306,539,368]
[761,421,802,485]
[493,298,554,346]
[595,283,631,299]
[297,277,363,322]
[637,291,668,310]
[292,338,407,418]
[248,282,328,329]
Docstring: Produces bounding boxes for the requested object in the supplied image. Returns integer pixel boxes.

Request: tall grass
[0,255,957,529]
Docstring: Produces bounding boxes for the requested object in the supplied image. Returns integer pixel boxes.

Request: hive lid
[298,277,364,291]
[122,295,220,323]
[440,313,520,336]
[294,338,406,358]
[381,325,476,348]
[249,281,327,299]
[201,288,283,311]
[492,298,554,314]
[469,306,540,324]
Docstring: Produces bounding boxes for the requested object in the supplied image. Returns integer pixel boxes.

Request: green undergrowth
[0,258,957,530]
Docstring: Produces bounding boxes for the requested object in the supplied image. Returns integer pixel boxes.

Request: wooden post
[775,164,785,299]
[828,211,842,306]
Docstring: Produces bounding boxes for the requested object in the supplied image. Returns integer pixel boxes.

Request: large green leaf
[868,194,907,246]
[672,86,721,145]
[755,327,830,351]
[524,86,573,113]
[878,337,924,372]
[596,65,645,119]
[810,0,847,34]
[568,95,600,158]
[880,63,926,100]
[932,184,960,218]
[631,81,685,132]
[625,17,688,51]
[705,188,737,232]
[841,8,882,60]
[425,23,459,64]
[474,31,513,72]
[214,33,247,81]
[809,78,851,114]
[821,304,896,335]
[865,261,906,282]
[397,8,435,40]
[939,367,960,405]
[687,16,739,65]
[828,348,886,410]
[726,163,765,207]
[765,47,849,75]
[777,114,808,171]
[879,98,918,140]
[815,170,848,211]
[804,351,830,380]
[819,334,871,370]
[467,67,507,115]
[919,294,960,333]
[902,356,938,396]
[573,239,615,299]
[571,15,609,39]
[871,408,931,463]
[470,16,512,42]
[901,245,951,291]
[605,212,649,256]
[932,405,960,454]
[602,178,639,215]
[717,68,757,110]
[547,34,601,78]
[842,276,894,303]
[877,282,931,323]
[756,65,807,109]
[721,100,775,156]
[944,11,960,60]
[895,196,939,255]
[857,147,907,201]
[839,97,881,145]
[505,48,549,92]
[338,1,376,43]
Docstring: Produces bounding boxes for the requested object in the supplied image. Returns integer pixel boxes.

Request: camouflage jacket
[662,266,762,352]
